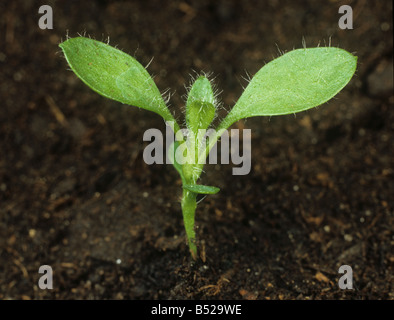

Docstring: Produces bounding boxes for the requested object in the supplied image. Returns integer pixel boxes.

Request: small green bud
[185,76,216,135]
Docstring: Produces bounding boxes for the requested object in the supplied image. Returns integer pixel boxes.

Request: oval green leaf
[59,37,175,123]
[219,47,357,129]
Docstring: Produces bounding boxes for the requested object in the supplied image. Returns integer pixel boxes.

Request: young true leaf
[186,76,216,134]
[218,47,357,130]
[183,184,220,195]
[182,76,216,181]
[59,37,176,124]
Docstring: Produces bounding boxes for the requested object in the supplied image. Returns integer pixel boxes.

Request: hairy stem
[181,188,198,259]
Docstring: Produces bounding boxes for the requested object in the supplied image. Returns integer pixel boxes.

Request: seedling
[59,37,357,259]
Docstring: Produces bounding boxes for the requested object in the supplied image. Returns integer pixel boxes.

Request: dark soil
[1,0,393,300]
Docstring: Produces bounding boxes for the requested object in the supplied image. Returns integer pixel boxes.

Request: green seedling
[59,37,357,259]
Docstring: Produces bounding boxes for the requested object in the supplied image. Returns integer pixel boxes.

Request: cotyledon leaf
[59,37,175,123]
[218,47,357,130]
